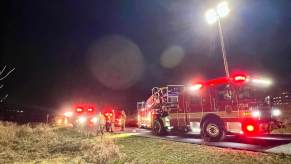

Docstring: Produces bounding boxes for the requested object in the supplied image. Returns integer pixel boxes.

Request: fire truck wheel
[202,119,225,142]
[152,120,165,136]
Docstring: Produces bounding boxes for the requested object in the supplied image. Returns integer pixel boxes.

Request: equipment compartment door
[187,93,203,123]
[168,108,179,128]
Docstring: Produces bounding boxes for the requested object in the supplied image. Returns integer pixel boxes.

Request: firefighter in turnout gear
[109,111,115,132]
[120,110,126,131]
[98,112,105,135]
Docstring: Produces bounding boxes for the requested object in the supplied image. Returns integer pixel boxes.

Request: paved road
[118,128,291,154]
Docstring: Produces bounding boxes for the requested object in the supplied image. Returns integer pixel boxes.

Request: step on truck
[137,74,282,141]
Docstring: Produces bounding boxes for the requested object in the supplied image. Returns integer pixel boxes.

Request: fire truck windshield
[237,85,269,102]
[237,86,255,100]
[216,85,233,101]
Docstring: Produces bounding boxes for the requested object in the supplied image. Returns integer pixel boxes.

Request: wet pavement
[118,128,291,154]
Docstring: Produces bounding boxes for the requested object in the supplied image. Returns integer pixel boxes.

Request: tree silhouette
[0,65,15,102]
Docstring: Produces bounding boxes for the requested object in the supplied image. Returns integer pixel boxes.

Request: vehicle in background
[137,74,282,141]
[103,110,122,130]
[70,104,97,127]
[58,104,123,130]
[54,115,70,126]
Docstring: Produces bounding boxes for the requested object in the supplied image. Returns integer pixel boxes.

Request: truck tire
[152,120,165,136]
[202,119,225,142]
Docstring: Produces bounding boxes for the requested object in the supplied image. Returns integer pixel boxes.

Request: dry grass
[2,122,291,164]
[0,121,124,163]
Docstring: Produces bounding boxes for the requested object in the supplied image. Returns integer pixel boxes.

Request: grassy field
[0,122,123,163]
[113,135,291,164]
[1,122,291,164]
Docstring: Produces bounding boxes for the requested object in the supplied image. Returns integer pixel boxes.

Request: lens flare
[160,46,185,69]
[88,35,144,90]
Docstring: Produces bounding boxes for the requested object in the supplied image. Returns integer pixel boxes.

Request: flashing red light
[207,77,229,86]
[246,125,255,132]
[87,108,94,112]
[76,107,83,113]
[234,75,246,82]
[105,113,109,116]
[242,120,259,136]
[189,83,203,91]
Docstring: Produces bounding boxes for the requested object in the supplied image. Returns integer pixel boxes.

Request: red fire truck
[60,104,122,128]
[137,74,282,141]
[103,110,122,131]
[70,103,98,127]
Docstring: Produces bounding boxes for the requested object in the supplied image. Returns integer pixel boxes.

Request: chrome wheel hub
[206,123,219,137]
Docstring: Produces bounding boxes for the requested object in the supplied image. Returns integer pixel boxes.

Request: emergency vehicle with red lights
[70,103,98,127]
[59,104,122,128]
[102,110,122,127]
[137,74,282,141]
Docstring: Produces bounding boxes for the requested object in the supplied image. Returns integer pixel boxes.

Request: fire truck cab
[137,74,282,141]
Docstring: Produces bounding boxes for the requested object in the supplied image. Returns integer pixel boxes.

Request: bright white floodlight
[205,9,218,24]
[216,1,230,18]
[64,111,73,117]
[252,78,272,86]
[78,116,87,124]
[205,1,230,24]
[272,108,281,117]
[251,110,261,118]
[189,84,203,91]
[205,1,231,78]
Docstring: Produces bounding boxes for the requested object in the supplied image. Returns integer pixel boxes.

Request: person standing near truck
[120,110,126,131]
[109,111,115,132]
[98,112,105,135]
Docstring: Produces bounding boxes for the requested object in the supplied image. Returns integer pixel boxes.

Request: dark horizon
[1,0,291,112]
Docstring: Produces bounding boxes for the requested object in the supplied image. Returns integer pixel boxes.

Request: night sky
[1,0,291,112]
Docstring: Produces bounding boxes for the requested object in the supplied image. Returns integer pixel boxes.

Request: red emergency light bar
[73,103,97,114]
[105,112,112,116]
[206,77,229,86]
[192,69,273,89]
[234,75,246,81]
[189,83,204,91]
[203,74,247,86]
[76,107,84,113]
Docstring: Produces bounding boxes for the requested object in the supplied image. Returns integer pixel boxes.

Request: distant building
[272,91,291,105]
